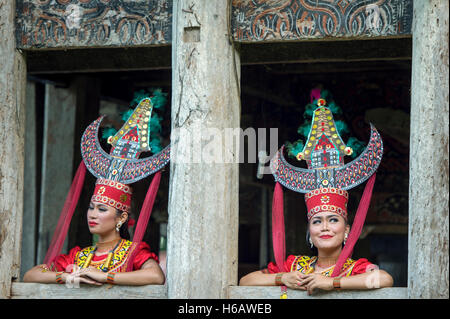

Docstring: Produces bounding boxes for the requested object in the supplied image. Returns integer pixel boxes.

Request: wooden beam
[232,0,413,42]
[16,0,172,49]
[229,286,408,299]
[239,37,412,65]
[26,46,171,74]
[167,0,240,298]
[408,0,449,299]
[11,282,167,299]
[0,0,27,298]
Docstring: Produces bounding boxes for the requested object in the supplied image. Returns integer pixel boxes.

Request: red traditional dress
[265,255,374,277]
[51,239,158,273]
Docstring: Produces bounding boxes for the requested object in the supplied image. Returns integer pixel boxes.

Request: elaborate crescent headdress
[270,88,383,277]
[44,95,170,271]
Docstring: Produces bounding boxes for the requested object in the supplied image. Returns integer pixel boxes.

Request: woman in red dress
[239,205,394,294]
[24,95,169,286]
[240,89,393,295]
[23,186,165,286]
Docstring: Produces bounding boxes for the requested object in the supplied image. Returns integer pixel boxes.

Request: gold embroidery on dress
[291,255,356,277]
[76,239,133,273]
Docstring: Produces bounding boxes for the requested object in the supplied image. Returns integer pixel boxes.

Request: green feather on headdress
[286,88,364,160]
[102,88,167,155]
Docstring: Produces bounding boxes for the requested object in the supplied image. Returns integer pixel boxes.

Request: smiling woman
[239,88,394,296]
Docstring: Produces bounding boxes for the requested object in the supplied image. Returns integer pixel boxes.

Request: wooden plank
[36,84,77,264]
[11,282,167,299]
[0,0,27,298]
[408,0,449,299]
[26,46,171,74]
[167,0,241,298]
[232,0,413,42]
[239,37,412,65]
[16,0,172,49]
[229,286,408,299]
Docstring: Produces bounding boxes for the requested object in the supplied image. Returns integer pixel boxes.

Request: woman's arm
[340,269,393,290]
[23,264,100,285]
[239,270,278,286]
[81,258,165,285]
[239,270,306,289]
[111,259,165,285]
[300,269,394,295]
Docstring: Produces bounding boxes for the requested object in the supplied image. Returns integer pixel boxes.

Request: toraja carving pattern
[15,0,413,49]
[231,0,413,41]
[16,0,172,49]
[271,124,383,193]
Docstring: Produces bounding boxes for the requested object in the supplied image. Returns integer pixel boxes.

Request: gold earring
[115,221,123,232]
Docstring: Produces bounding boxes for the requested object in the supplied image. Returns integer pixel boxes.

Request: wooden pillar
[0,0,27,298]
[408,0,449,299]
[36,84,77,264]
[167,0,240,298]
[20,81,37,280]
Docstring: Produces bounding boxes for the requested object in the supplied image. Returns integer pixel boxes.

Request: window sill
[11,282,167,299]
[228,286,407,299]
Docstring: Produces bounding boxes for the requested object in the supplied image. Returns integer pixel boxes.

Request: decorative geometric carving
[16,0,172,49]
[231,0,413,41]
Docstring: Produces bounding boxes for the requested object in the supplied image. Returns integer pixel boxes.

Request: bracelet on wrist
[55,272,64,284]
[275,273,284,286]
[332,277,341,290]
[106,272,115,285]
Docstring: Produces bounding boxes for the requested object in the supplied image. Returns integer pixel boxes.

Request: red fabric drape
[44,161,87,267]
[126,171,162,271]
[331,173,377,277]
[272,182,288,273]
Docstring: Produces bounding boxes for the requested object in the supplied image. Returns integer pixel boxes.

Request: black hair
[117,210,131,240]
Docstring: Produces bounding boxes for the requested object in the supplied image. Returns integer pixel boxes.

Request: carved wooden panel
[231,0,413,42]
[16,0,172,49]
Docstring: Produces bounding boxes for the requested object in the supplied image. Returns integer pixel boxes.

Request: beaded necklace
[82,239,122,272]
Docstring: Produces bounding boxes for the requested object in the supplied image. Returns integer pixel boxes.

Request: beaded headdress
[270,88,383,277]
[44,94,170,270]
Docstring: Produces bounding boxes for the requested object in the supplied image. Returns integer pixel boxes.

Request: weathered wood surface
[20,81,37,280]
[0,0,27,299]
[16,0,172,49]
[167,0,240,298]
[36,84,77,264]
[232,0,413,42]
[408,0,449,299]
[229,286,408,299]
[11,282,167,299]
[15,0,415,51]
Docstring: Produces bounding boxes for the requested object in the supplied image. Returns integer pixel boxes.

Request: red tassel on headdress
[44,161,87,267]
[126,170,162,271]
[331,173,377,277]
[272,182,288,273]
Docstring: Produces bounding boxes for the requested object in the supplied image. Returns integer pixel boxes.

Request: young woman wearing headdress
[239,89,393,296]
[24,93,170,286]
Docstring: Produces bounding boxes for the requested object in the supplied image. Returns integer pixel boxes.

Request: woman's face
[87,201,122,236]
[309,211,349,251]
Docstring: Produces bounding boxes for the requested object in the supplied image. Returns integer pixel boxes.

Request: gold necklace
[82,239,122,272]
